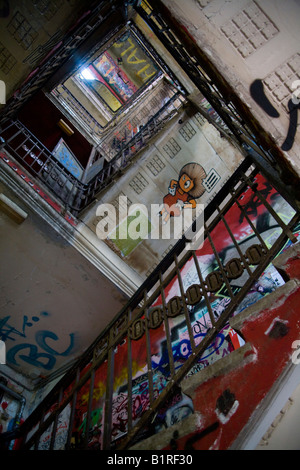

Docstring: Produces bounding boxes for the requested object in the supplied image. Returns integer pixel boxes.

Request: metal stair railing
[0,119,86,211]
[0,92,185,215]
[0,155,299,450]
[80,90,185,200]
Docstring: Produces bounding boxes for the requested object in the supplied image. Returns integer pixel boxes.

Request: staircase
[0,155,298,450]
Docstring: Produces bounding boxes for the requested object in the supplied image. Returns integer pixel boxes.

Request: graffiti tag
[0,313,76,371]
[250,78,300,151]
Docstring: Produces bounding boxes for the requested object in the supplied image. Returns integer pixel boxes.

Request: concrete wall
[0,0,85,101]
[0,179,128,384]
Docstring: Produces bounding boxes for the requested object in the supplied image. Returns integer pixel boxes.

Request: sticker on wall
[203,168,221,193]
[52,138,83,180]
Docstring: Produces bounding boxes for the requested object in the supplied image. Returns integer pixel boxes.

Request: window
[76,30,159,114]
[54,28,161,125]
[7,11,38,50]
[50,25,185,154]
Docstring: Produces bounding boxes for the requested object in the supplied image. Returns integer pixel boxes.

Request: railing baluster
[34,409,46,450]
[159,271,175,378]
[14,135,32,153]
[102,334,115,450]
[205,222,235,299]
[0,120,16,134]
[2,128,22,146]
[49,387,64,450]
[144,290,154,407]
[83,368,95,449]
[127,310,133,434]
[192,251,216,327]
[22,141,39,161]
[65,367,81,450]
[230,188,269,252]
[28,148,45,171]
[174,253,196,352]
[217,209,253,277]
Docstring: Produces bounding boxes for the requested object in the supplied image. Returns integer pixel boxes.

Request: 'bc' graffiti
[0,313,76,371]
[151,331,225,376]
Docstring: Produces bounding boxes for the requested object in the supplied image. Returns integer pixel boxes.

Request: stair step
[129,413,199,451]
[181,342,254,396]
[128,343,254,450]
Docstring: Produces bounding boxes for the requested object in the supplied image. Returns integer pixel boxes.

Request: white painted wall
[162,0,300,177]
[256,381,300,450]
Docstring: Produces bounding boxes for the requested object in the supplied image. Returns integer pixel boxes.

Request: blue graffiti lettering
[0,316,26,341]
[6,344,56,370]
[35,330,75,356]
[0,313,76,371]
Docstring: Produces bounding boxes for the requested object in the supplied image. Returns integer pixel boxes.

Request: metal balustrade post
[192,251,217,327]
[127,310,133,435]
[217,209,253,277]
[102,332,115,450]
[83,368,96,449]
[34,409,46,450]
[144,290,154,407]
[205,224,235,299]
[65,367,81,450]
[159,271,175,378]
[2,128,23,147]
[174,253,196,353]
[229,189,269,252]
[49,387,64,450]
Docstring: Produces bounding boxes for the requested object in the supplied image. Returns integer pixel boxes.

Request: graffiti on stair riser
[69,371,194,449]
